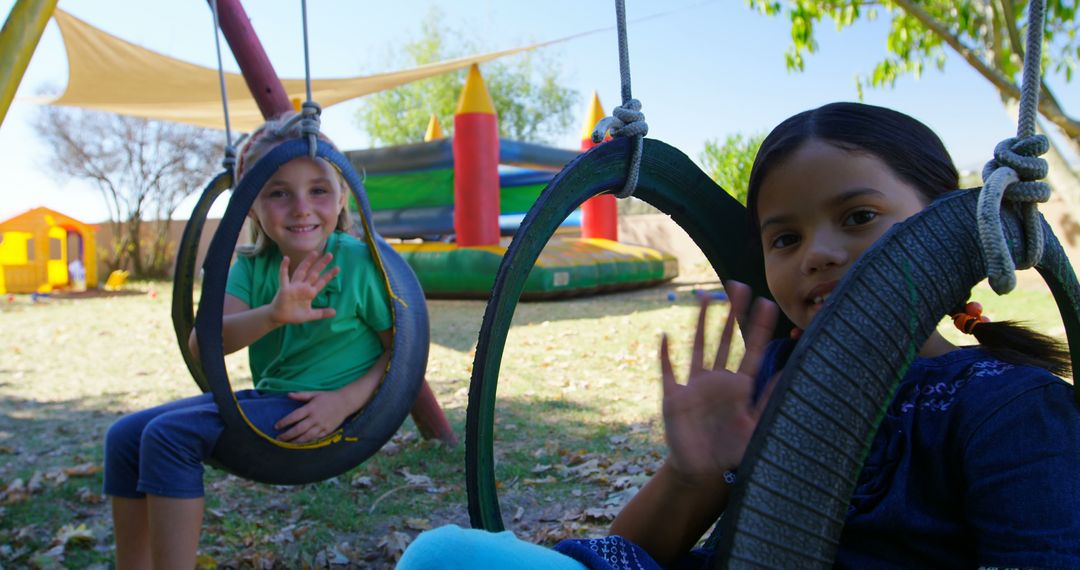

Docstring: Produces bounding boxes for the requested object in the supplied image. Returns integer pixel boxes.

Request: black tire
[467,138,780,529]
[191,138,429,485]
[172,170,231,393]
[465,138,1080,568]
[714,190,1079,568]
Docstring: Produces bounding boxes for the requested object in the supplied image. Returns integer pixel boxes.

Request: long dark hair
[746,102,1070,376]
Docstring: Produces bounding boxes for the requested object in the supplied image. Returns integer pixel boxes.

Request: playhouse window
[49,238,62,260]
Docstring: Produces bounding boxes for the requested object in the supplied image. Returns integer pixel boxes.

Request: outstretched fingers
[690,298,710,377]
[714,281,751,371]
[736,297,780,380]
[660,334,677,394]
[294,252,329,283]
[279,256,291,286]
[752,371,781,421]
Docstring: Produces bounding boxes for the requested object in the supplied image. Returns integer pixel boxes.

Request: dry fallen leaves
[404,517,431,531]
[63,463,102,477]
[398,468,433,487]
[377,531,413,562]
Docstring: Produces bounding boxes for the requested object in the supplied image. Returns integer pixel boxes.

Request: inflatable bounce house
[358,75,678,299]
[0,207,98,294]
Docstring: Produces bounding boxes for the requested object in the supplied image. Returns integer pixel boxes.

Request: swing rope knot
[592,98,648,198]
[299,100,323,159]
[275,101,323,160]
[978,134,1051,294]
[221,144,237,173]
[592,99,648,142]
[975,0,1049,295]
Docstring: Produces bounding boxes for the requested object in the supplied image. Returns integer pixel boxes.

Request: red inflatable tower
[580,91,618,240]
[453,64,500,246]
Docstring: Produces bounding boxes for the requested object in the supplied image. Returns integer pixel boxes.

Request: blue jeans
[103,390,302,499]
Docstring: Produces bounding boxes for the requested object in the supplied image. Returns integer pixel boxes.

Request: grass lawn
[0,269,1070,568]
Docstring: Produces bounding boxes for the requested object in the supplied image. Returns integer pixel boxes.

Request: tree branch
[890,0,1079,140]
[999,0,1025,63]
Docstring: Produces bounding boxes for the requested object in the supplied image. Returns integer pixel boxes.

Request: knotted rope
[274,0,321,160]
[209,0,237,175]
[274,100,322,160]
[592,0,648,199]
[978,0,1050,294]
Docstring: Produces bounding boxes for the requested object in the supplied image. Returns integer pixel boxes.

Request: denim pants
[103,390,302,499]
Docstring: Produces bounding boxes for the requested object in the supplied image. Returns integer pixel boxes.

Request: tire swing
[170,2,428,485]
[465,136,778,529]
[172,169,230,393]
[466,0,1079,567]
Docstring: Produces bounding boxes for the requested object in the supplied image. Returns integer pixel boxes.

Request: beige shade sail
[47,9,585,131]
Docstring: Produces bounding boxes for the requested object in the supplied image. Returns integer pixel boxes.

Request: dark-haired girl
[398,102,1079,569]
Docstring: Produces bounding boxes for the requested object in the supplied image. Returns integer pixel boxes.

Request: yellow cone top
[456,64,496,115]
[581,91,606,141]
[424,114,445,141]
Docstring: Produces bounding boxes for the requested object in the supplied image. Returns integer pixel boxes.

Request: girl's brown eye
[844,210,878,226]
[771,234,799,249]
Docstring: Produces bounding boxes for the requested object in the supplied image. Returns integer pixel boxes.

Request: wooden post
[0,0,58,128]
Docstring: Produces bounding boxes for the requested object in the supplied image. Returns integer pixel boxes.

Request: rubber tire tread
[195,139,429,485]
[172,170,232,393]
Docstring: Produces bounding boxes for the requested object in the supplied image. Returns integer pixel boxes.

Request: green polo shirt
[225,231,393,393]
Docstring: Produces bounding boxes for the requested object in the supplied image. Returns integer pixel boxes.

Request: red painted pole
[409,381,458,445]
[211,0,292,120]
[453,64,501,247]
[580,92,618,240]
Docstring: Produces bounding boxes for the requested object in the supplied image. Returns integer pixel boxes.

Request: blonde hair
[236,112,353,256]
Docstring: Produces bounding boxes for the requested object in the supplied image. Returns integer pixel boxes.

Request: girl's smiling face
[250,156,346,264]
[756,139,928,330]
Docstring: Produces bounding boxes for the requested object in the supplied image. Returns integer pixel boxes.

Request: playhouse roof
[0,207,98,234]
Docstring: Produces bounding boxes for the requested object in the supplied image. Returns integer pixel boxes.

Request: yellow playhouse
[0,207,99,294]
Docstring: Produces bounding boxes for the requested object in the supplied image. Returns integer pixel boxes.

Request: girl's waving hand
[269,251,340,325]
[660,280,779,480]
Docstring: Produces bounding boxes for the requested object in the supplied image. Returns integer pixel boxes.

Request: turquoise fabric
[225,231,392,392]
[397,525,587,570]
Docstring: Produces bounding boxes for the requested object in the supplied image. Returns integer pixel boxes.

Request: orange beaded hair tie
[953,301,990,335]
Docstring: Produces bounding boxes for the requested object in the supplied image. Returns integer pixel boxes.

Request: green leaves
[699,132,766,206]
[748,0,1077,92]
[355,8,577,147]
[746,0,1080,147]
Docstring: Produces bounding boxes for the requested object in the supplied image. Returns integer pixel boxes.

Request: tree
[35,106,221,277]
[356,9,578,146]
[700,132,766,205]
[747,0,1080,205]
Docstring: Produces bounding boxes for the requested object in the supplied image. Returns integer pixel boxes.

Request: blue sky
[1,0,1077,223]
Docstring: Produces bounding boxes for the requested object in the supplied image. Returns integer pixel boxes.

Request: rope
[272,0,321,160]
[274,100,322,160]
[209,0,237,175]
[592,0,648,199]
[977,0,1049,294]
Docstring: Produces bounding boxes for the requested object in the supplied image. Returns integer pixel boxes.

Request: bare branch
[889,0,1079,140]
[32,107,220,275]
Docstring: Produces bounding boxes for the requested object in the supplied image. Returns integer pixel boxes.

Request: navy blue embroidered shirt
[758,339,1080,569]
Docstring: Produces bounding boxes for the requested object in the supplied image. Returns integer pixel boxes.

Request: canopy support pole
[209,0,292,120]
[0,0,57,129]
